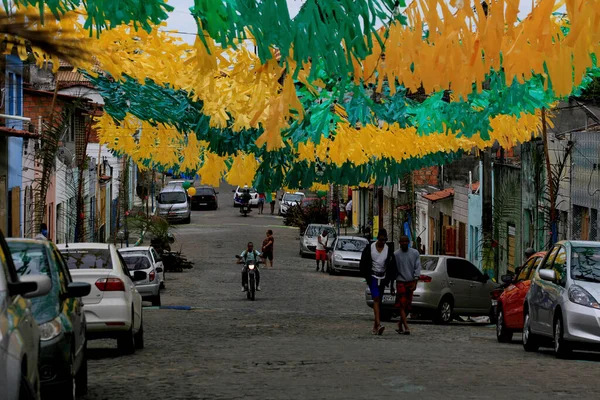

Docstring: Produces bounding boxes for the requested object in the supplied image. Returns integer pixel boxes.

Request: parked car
[301,197,323,208]
[299,224,337,258]
[495,251,546,342]
[327,236,369,274]
[0,230,52,400]
[191,186,219,210]
[523,241,600,358]
[279,192,305,216]
[156,186,191,224]
[119,253,161,306]
[7,239,91,399]
[233,186,259,207]
[366,256,499,323]
[119,246,165,289]
[165,180,186,188]
[57,243,146,354]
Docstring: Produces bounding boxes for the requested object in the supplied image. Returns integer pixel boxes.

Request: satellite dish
[57,146,74,167]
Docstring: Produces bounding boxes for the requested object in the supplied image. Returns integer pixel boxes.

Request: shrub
[284,199,329,233]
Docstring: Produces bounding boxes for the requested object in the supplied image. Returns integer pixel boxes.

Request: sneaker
[241,286,247,292]
[257,286,261,291]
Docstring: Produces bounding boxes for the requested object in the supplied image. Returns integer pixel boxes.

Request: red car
[496,251,547,342]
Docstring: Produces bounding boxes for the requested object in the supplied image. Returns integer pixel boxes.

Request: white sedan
[119,246,165,289]
[57,243,146,354]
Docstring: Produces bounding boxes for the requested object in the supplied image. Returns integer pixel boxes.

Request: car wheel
[184,215,191,224]
[522,310,540,352]
[75,344,88,397]
[152,293,162,307]
[117,312,136,355]
[554,315,571,359]
[19,367,36,400]
[434,296,453,324]
[496,307,513,343]
[134,316,145,350]
[489,306,498,325]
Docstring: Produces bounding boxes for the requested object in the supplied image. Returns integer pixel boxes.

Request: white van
[156,186,191,224]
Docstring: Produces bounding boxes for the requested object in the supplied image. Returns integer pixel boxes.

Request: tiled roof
[0,126,39,138]
[57,70,89,82]
[422,188,454,202]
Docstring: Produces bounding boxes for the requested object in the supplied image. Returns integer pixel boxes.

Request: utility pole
[481,148,494,278]
[541,108,557,245]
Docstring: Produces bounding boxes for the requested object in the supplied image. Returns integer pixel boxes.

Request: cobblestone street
[82,188,600,400]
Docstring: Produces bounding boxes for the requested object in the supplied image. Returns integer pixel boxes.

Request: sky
[165,1,556,44]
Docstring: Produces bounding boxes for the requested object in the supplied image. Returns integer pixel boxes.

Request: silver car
[366,255,498,323]
[299,224,337,258]
[328,236,369,274]
[0,230,51,400]
[523,241,600,358]
[156,186,191,224]
[120,253,162,307]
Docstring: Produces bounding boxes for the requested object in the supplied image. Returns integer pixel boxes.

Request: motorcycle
[235,255,258,300]
[240,202,251,217]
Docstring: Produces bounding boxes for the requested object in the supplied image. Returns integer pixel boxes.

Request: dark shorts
[262,251,273,260]
[395,281,417,310]
[369,277,386,299]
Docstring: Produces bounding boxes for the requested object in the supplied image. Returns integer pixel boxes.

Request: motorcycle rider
[237,241,261,292]
[241,186,252,206]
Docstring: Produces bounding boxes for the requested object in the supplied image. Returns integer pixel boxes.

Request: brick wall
[413,166,439,186]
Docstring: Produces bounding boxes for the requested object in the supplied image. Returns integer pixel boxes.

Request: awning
[422,188,454,202]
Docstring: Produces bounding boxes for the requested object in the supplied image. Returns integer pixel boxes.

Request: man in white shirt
[315,230,329,272]
[345,199,353,225]
[359,229,395,335]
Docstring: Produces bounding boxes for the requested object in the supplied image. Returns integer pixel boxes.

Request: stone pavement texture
[82,185,600,400]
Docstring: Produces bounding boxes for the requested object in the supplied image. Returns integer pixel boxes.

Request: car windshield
[159,192,187,204]
[239,187,257,194]
[122,256,152,271]
[8,243,51,277]
[336,239,368,252]
[571,246,600,283]
[283,194,303,202]
[421,256,439,271]
[305,226,335,238]
[61,249,113,270]
[7,242,60,323]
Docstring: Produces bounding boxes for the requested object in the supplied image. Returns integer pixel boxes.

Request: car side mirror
[539,269,556,282]
[9,275,52,298]
[215,191,219,194]
[155,195,159,201]
[156,267,163,273]
[132,271,147,282]
[501,274,513,284]
[482,273,490,282]
[65,282,92,298]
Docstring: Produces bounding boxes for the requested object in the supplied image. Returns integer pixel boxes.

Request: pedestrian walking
[262,230,275,268]
[315,229,329,272]
[416,237,426,254]
[270,191,277,214]
[258,193,266,214]
[359,228,395,335]
[345,198,352,225]
[35,223,49,240]
[392,235,422,335]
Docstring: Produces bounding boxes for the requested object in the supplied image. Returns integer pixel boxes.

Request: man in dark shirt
[262,230,275,268]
